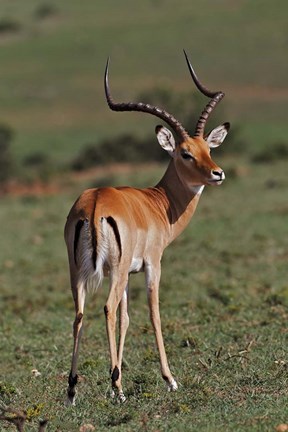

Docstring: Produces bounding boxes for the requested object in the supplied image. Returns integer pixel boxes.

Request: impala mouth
[207,178,224,186]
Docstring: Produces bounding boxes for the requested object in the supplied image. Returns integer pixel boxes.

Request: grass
[1,155,288,431]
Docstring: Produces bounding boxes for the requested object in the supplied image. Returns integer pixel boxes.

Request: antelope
[65,51,230,405]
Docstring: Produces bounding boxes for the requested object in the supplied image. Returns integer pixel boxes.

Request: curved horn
[183,50,225,137]
[104,57,189,141]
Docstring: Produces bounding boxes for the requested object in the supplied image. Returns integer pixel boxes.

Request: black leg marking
[67,371,78,400]
[111,366,120,383]
[107,216,122,258]
[104,305,109,317]
[68,386,76,400]
[74,312,83,331]
[68,371,78,388]
[74,219,84,265]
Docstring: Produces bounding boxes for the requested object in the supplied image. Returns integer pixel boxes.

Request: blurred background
[0,0,287,184]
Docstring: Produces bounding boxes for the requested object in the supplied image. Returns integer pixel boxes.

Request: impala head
[104,50,230,187]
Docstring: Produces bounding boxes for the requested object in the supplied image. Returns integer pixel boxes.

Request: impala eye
[181,151,194,160]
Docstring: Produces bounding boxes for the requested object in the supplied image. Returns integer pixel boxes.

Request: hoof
[111,390,126,403]
[118,390,127,403]
[65,395,76,407]
[110,389,116,399]
[167,379,178,392]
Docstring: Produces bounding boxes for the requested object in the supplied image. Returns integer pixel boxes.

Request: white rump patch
[93,217,110,291]
[77,218,109,293]
[77,220,95,288]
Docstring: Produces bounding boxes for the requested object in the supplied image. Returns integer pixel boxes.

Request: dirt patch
[0,162,161,197]
[0,179,60,197]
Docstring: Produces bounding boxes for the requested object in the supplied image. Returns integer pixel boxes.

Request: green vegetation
[1,156,288,431]
[0,1,288,431]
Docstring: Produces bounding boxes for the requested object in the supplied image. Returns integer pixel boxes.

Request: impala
[65,51,230,404]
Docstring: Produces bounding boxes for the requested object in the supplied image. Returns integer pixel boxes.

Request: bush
[71,133,166,171]
[0,18,21,34]
[251,142,288,163]
[23,152,55,182]
[33,4,59,20]
[23,152,50,167]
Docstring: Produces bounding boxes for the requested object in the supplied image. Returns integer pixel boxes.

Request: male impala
[65,51,230,404]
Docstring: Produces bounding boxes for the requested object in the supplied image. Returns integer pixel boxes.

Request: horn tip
[105,56,110,74]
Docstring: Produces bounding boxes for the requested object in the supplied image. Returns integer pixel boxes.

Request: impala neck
[156,159,204,242]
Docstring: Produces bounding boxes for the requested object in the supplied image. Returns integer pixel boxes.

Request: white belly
[129,257,144,273]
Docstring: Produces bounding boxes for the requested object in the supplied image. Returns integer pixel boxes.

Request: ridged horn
[183,50,225,137]
[104,57,189,141]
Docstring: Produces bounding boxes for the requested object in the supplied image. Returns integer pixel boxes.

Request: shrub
[33,4,59,20]
[0,18,21,34]
[251,142,288,163]
[23,152,55,182]
[23,152,50,167]
[71,133,166,171]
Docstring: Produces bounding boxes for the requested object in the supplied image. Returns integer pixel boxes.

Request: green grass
[1,157,288,431]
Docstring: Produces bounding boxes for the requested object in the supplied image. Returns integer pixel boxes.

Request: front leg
[145,262,178,392]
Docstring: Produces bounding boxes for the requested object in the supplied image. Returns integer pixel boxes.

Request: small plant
[0,405,48,432]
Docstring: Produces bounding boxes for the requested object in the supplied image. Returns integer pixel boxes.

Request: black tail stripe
[107,216,122,258]
[74,220,84,265]
[91,201,97,270]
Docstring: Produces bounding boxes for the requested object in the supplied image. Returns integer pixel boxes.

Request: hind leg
[116,282,129,402]
[104,270,128,402]
[66,280,86,405]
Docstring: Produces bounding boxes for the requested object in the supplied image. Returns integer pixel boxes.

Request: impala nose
[211,169,225,182]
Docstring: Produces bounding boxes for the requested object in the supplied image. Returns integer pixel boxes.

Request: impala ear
[206,122,230,148]
[155,125,176,156]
